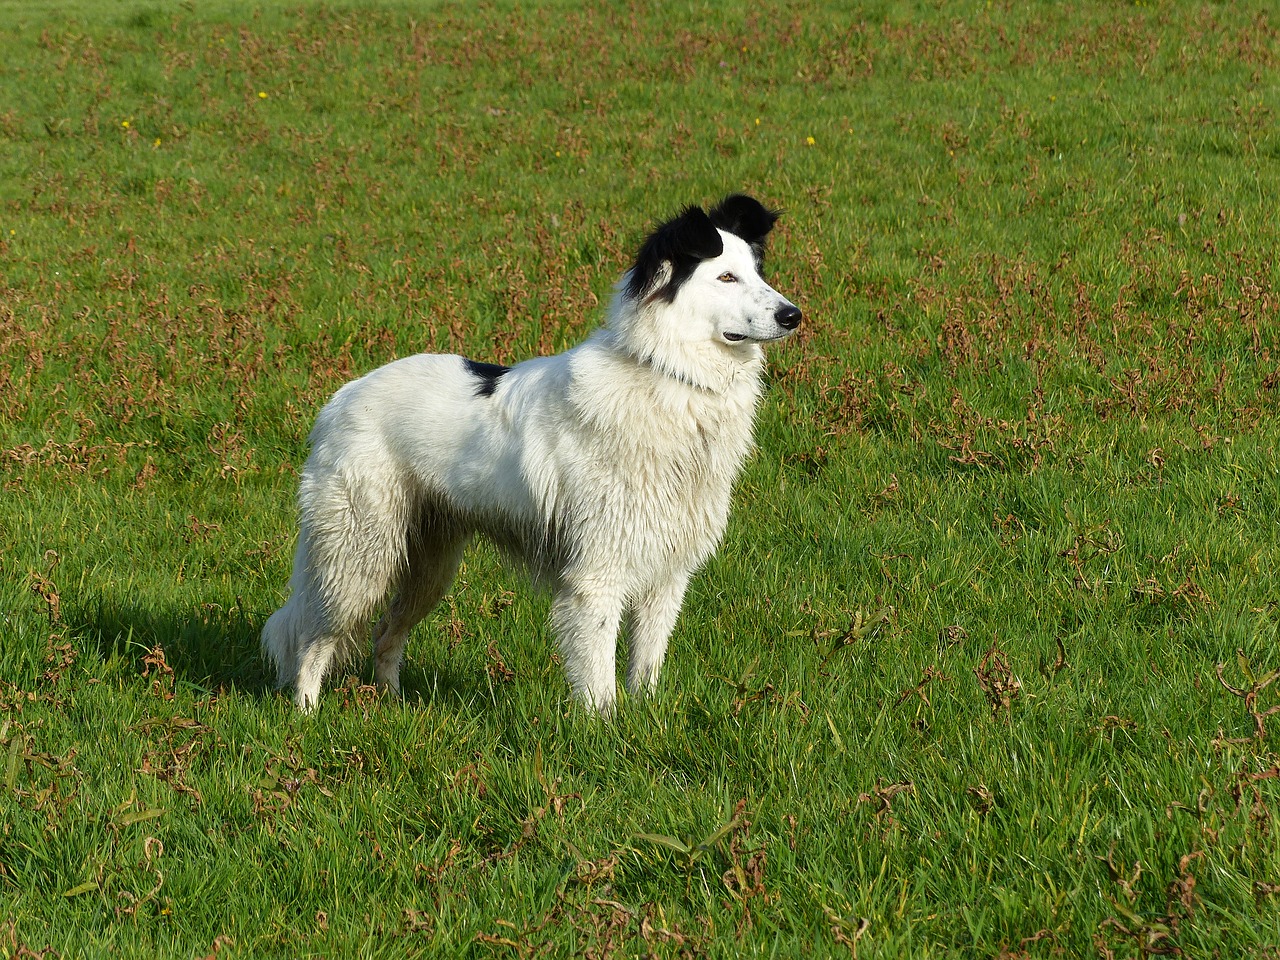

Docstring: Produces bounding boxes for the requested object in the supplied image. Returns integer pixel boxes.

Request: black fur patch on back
[623,204,724,303]
[464,359,510,397]
[708,194,780,270]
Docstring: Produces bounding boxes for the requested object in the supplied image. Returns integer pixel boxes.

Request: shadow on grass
[68,593,491,709]
[396,662,492,710]
[69,594,275,696]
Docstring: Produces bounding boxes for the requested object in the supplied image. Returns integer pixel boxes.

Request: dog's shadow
[71,595,275,697]
[70,595,484,707]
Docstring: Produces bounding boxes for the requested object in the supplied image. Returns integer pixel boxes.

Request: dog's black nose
[776,305,802,330]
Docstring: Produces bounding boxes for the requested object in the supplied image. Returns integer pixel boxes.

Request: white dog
[261,194,801,713]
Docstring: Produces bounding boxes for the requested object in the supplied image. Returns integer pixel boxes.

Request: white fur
[262,221,799,713]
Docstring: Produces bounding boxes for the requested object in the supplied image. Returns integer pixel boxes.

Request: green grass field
[2,1,1279,956]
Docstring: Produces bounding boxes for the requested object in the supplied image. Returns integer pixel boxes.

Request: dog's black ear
[708,194,780,265]
[624,204,724,303]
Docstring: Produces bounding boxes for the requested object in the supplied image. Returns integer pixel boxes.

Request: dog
[261,194,801,713]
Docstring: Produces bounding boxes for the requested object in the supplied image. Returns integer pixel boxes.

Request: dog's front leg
[550,585,624,715]
[626,572,690,697]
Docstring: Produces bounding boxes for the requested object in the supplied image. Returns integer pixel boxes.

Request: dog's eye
[717,272,738,283]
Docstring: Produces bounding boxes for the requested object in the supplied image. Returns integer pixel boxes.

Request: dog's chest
[646,397,748,484]
[589,389,754,552]
[595,376,750,472]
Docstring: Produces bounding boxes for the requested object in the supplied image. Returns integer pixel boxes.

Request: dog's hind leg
[263,551,344,712]
[286,475,412,711]
[625,571,691,697]
[373,528,468,696]
[550,581,626,715]
[292,632,345,712]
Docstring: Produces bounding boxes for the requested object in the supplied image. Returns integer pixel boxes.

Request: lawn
[2,1,1279,956]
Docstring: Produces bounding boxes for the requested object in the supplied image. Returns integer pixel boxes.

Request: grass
[2,0,1279,956]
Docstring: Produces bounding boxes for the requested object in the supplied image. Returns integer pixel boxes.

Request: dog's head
[622,195,802,347]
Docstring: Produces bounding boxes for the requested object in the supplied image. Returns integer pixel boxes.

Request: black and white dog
[262,195,802,713]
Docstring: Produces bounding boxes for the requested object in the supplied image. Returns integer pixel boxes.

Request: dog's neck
[632,348,716,392]
[598,330,761,396]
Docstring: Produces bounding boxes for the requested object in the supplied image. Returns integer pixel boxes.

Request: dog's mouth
[723,330,795,345]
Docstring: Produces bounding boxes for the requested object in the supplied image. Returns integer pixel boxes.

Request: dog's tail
[261,538,314,688]
[261,597,305,688]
